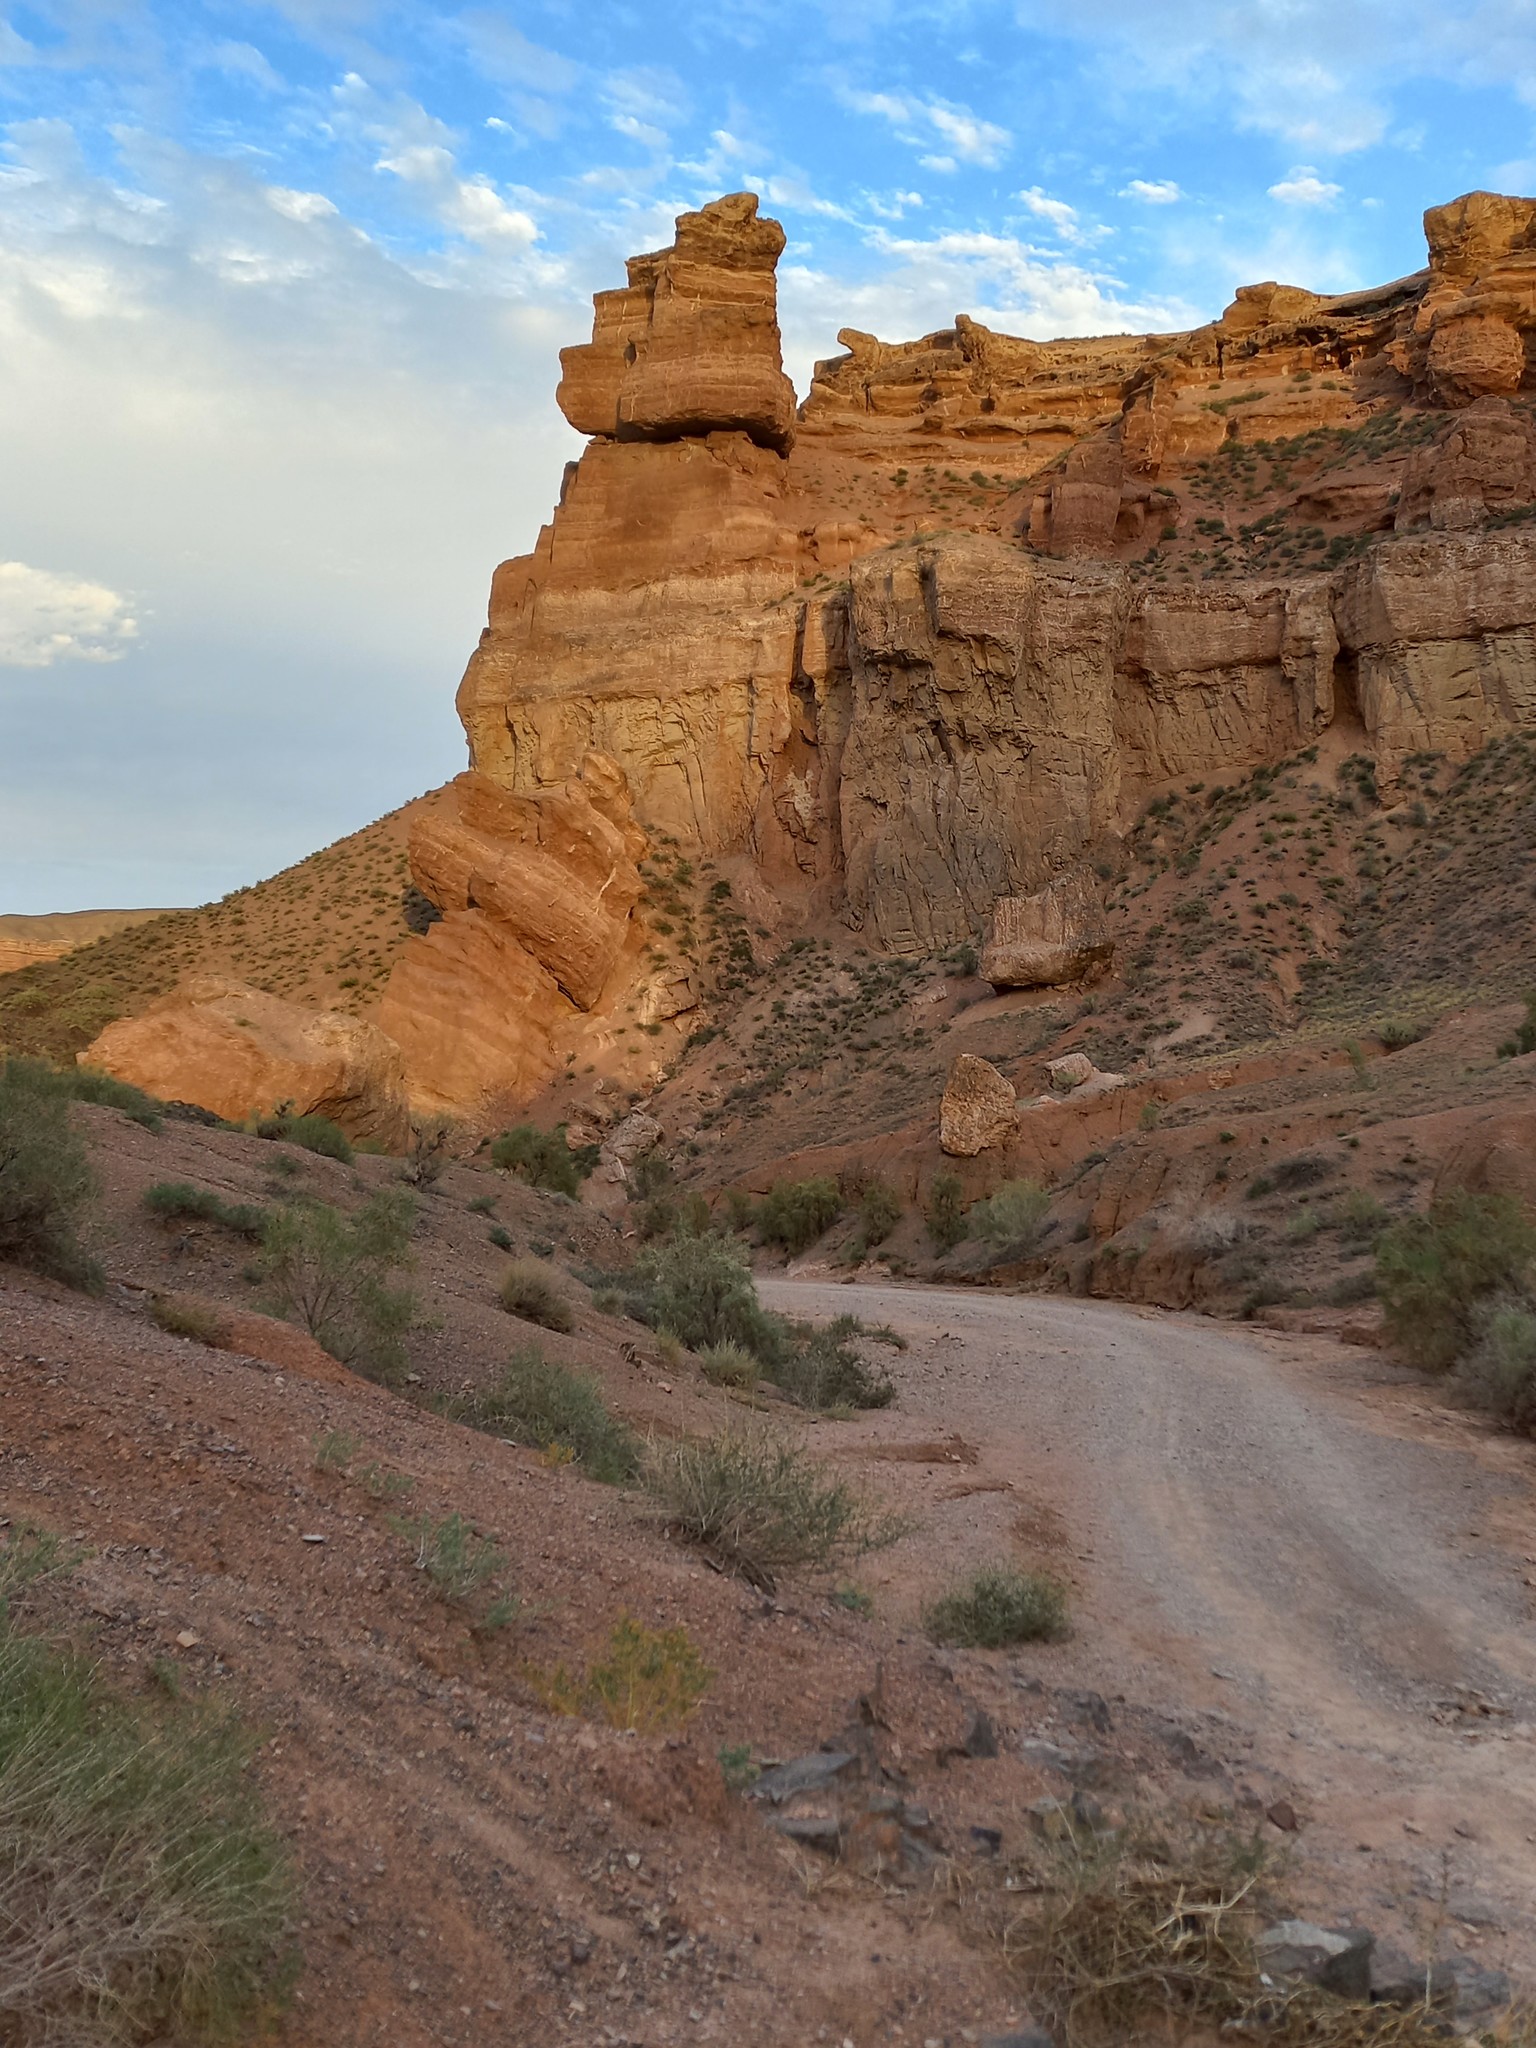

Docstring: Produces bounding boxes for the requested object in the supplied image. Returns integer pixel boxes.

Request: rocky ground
[2,1103,1533,2044]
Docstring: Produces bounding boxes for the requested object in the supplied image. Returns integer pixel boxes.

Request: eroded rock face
[983,869,1112,988]
[557,193,797,454]
[82,978,409,1146]
[940,1054,1017,1157]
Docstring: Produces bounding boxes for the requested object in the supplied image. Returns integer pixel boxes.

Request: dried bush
[451,1346,640,1485]
[645,1428,900,1591]
[1375,1190,1536,1371]
[698,1341,760,1392]
[257,1190,417,1381]
[253,1109,353,1163]
[1454,1294,1536,1434]
[528,1618,710,1734]
[0,1533,294,2047]
[924,1565,1069,1647]
[771,1314,895,1411]
[499,1258,574,1333]
[148,1296,229,1346]
[0,1059,99,1288]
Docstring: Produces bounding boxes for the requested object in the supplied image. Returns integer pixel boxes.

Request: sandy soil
[765,1276,1536,1970]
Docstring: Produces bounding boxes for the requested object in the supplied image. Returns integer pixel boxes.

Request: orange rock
[82,978,408,1146]
[939,1055,1017,1157]
[982,868,1112,988]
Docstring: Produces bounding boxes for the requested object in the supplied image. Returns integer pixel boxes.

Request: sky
[2,1,1535,912]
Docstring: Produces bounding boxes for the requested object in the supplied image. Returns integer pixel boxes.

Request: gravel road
[760,1277,1536,1944]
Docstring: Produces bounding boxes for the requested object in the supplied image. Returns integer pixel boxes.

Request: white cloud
[265,186,338,223]
[1268,167,1343,207]
[0,562,137,668]
[1016,185,1084,235]
[1121,178,1182,204]
[843,88,1012,168]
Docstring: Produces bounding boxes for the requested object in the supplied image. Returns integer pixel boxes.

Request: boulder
[1255,1921,1374,2002]
[940,1055,1018,1157]
[984,869,1112,988]
[82,978,408,1148]
[1435,1106,1536,1209]
[556,193,797,454]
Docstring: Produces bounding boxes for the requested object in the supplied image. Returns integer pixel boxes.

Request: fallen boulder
[982,868,1113,989]
[940,1054,1018,1157]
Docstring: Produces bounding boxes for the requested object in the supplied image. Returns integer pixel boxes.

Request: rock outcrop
[982,868,1112,988]
[939,1054,1017,1157]
[83,978,408,1146]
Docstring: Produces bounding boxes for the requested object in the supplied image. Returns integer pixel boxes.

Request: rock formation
[939,1054,1018,1157]
[84,977,408,1146]
[982,869,1112,988]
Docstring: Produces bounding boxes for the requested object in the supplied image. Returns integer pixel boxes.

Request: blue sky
[2,0,1535,912]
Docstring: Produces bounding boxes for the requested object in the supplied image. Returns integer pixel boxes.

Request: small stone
[963,1706,1000,1759]
[175,1630,200,1649]
[1446,1959,1510,2016]
[1369,1947,1457,2011]
[970,1824,1003,1855]
[980,2029,1054,2048]
[748,1752,857,1804]
[301,1533,326,1545]
[1266,1799,1299,1832]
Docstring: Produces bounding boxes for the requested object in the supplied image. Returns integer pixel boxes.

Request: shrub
[499,1258,574,1333]
[698,1341,759,1391]
[451,1346,640,1485]
[971,1179,1050,1253]
[756,1176,842,1254]
[1496,991,1536,1060]
[257,1190,417,1381]
[0,1059,98,1287]
[644,1428,900,1590]
[61,1066,166,1130]
[0,1562,294,2045]
[926,1172,967,1252]
[529,1618,711,1734]
[628,1233,778,1358]
[402,1116,453,1185]
[1453,1294,1536,1433]
[488,1224,513,1252]
[924,1564,1070,1648]
[1335,1187,1388,1244]
[143,1181,268,1238]
[148,1296,229,1345]
[1269,1153,1332,1192]
[772,1314,895,1411]
[489,1123,594,1196]
[394,1511,516,1628]
[254,1110,353,1163]
[1375,1190,1536,1371]
[856,1177,903,1249]
[1376,1018,1426,1052]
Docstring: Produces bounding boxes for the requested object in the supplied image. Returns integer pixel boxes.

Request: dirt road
[761,1277,1536,1957]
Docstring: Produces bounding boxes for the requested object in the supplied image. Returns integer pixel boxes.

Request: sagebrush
[258,1190,417,1380]
[0,1058,99,1287]
[450,1346,640,1485]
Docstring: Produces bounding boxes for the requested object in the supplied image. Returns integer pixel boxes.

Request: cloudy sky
[2,0,1534,912]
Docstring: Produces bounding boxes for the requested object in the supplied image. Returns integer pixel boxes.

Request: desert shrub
[499,1257,574,1333]
[143,1181,268,1238]
[627,1232,779,1358]
[630,1148,673,1200]
[855,1177,903,1248]
[923,1565,1069,1648]
[254,1110,353,1163]
[488,1224,513,1252]
[148,1296,229,1345]
[489,1123,594,1197]
[1496,991,1536,1060]
[1375,1190,1536,1372]
[1335,1187,1388,1244]
[402,1116,454,1185]
[971,1178,1050,1253]
[451,1345,640,1485]
[60,1066,166,1131]
[756,1176,842,1254]
[926,1172,967,1252]
[0,1552,294,2045]
[772,1314,895,1411]
[1453,1294,1536,1433]
[528,1618,711,1733]
[0,1059,98,1287]
[257,1190,416,1381]
[1376,1018,1426,1052]
[698,1341,760,1391]
[394,1511,516,1628]
[1269,1152,1332,1192]
[1325,1269,1377,1307]
[644,1428,900,1591]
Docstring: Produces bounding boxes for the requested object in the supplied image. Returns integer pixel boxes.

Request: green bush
[628,1233,778,1358]
[1335,1187,1388,1245]
[254,1110,353,1163]
[925,1172,967,1252]
[257,1190,416,1380]
[1496,991,1536,1060]
[971,1178,1050,1253]
[394,1510,515,1627]
[60,1065,166,1130]
[0,1059,99,1287]
[143,1181,268,1238]
[1376,1018,1427,1052]
[645,1428,900,1591]
[0,1539,294,2044]
[1453,1295,1536,1433]
[499,1258,574,1333]
[1375,1190,1536,1371]
[772,1314,895,1411]
[856,1177,903,1249]
[923,1565,1070,1648]
[451,1346,640,1485]
[489,1123,595,1196]
[756,1176,842,1254]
